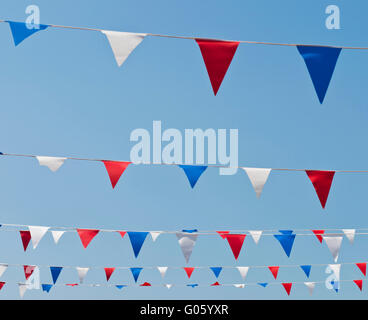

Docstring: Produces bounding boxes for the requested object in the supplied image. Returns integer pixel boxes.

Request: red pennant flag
[282,283,292,296]
[0,282,5,290]
[356,263,367,276]
[184,267,195,279]
[306,170,335,208]
[225,234,246,260]
[77,229,100,249]
[354,280,363,291]
[268,266,279,279]
[102,161,131,189]
[211,281,220,286]
[66,283,79,287]
[20,230,31,251]
[23,265,36,280]
[118,231,127,239]
[216,231,230,239]
[140,282,151,286]
[104,268,115,282]
[196,39,239,95]
[312,230,325,243]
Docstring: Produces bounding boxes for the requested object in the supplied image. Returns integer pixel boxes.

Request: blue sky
[0,0,367,299]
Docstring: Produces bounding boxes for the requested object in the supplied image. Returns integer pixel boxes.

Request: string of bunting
[2,152,368,208]
[0,222,361,262]
[1,20,365,102]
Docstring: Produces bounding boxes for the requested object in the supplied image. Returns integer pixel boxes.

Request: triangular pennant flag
[77,229,100,249]
[140,282,151,287]
[224,234,246,260]
[329,264,341,280]
[42,284,53,293]
[7,21,49,46]
[118,231,126,239]
[249,231,262,245]
[127,232,149,258]
[76,267,89,284]
[354,280,363,291]
[130,267,143,283]
[305,170,335,208]
[165,284,173,289]
[217,231,230,239]
[157,267,168,278]
[20,230,31,251]
[312,230,325,243]
[304,282,316,295]
[176,233,198,263]
[102,161,131,189]
[342,229,356,244]
[18,284,27,298]
[0,265,7,278]
[242,168,271,198]
[274,232,296,257]
[297,45,342,103]
[23,265,36,280]
[210,267,222,279]
[187,284,198,288]
[195,39,239,95]
[233,284,245,288]
[323,236,343,262]
[101,30,147,67]
[356,263,367,276]
[150,231,162,242]
[66,283,79,287]
[258,283,268,288]
[182,229,198,233]
[300,265,312,278]
[184,267,195,279]
[0,282,5,290]
[51,231,65,244]
[237,267,249,280]
[104,268,115,282]
[28,226,49,249]
[36,156,66,172]
[268,266,279,280]
[282,283,292,296]
[50,266,63,284]
[179,165,207,188]
[116,285,127,290]
[211,281,220,286]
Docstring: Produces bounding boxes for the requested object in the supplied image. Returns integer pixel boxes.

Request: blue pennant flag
[116,285,127,290]
[179,165,208,188]
[258,283,268,288]
[182,229,198,233]
[297,45,342,104]
[274,231,296,257]
[187,284,198,288]
[7,21,49,46]
[50,266,63,284]
[210,267,223,279]
[127,232,148,258]
[300,265,312,278]
[130,267,143,283]
[42,284,53,293]
[331,280,339,293]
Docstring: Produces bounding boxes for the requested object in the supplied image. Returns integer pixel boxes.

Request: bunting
[312,230,325,243]
[323,236,343,262]
[23,265,36,280]
[282,283,292,296]
[356,263,366,276]
[176,232,198,263]
[225,234,246,260]
[127,232,148,258]
[183,267,195,279]
[306,170,335,208]
[76,267,89,284]
[249,231,262,245]
[237,267,249,280]
[51,231,65,244]
[28,226,49,249]
[268,266,279,280]
[354,280,363,291]
[130,267,143,283]
[300,265,312,278]
[210,267,222,279]
[304,282,315,295]
[50,266,63,284]
[104,268,115,282]
[242,168,271,198]
[179,165,207,188]
[77,229,100,249]
[19,231,31,251]
[36,156,66,172]
[150,232,162,242]
[0,265,7,278]
[102,161,131,189]
[157,267,168,278]
[7,21,48,46]
[342,229,356,244]
[274,230,296,257]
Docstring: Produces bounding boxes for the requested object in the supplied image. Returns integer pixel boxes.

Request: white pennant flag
[157,267,168,278]
[233,284,245,288]
[18,284,27,298]
[28,226,50,249]
[328,264,341,280]
[237,267,250,280]
[150,232,162,242]
[176,233,198,263]
[76,267,89,284]
[51,231,65,244]
[242,168,271,198]
[0,265,7,277]
[36,156,66,172]
[304,282,315,295]
[323,236,343,262]
[101,30,147,67]
[249,231,262,245]
[342,229,356,244]
[165,284,173,289]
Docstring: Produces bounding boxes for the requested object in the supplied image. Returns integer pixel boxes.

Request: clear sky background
[0,0,367,299]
